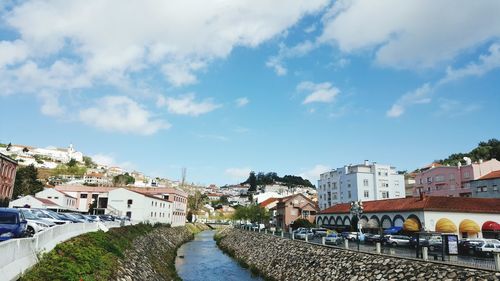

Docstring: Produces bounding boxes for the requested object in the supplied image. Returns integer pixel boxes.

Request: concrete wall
[217,228,499,281]
[0,221,121,281]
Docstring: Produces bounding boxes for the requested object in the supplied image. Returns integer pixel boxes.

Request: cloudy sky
[1,0,499,185]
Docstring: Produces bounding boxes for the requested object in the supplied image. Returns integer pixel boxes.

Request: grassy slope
[21,223,201,281]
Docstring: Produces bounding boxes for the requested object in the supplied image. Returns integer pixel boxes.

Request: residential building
[273,193,318,230]
[35,188,78,211]
[470,170,500,198]
[55,185,115,212]
[317,160,405,210]
[0,153,17,200]
[107,188,172,224]
[83,172,112,186]
[316,196,500,239]
[412,158,500,197]
[0,143,83,164]
[9,195,62,210]
[404,173,416,197]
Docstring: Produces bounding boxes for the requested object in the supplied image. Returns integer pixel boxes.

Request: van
[0,208,28,241]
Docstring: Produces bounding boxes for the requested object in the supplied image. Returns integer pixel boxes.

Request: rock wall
[114,223,209,281]
[217,228,500,281]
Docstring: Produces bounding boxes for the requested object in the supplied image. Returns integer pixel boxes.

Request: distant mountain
[436,139,500,166]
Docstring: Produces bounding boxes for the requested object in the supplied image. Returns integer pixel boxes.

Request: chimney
[364,160,369,166]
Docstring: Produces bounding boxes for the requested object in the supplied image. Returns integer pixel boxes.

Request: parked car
[476,243,500,257]
[85,215,101,222]
[23,209,69,225]
[311,228,328,238]
[364,234,382,244]
[324,233,343,245]
[295,229,314,240]
[57,213,82,223]
[99,215,115,221]
[19,209,52,236]
[459,239,500,256]
[382,235,411,246]
[0,208,28,241]
[68,213,92,222]
[341,232,359,241]
[251,223,265,230]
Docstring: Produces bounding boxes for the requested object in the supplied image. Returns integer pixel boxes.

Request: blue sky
[1,1,499,185]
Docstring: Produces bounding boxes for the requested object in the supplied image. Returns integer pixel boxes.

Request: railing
[0,221,122,281]
[236,225,500,272]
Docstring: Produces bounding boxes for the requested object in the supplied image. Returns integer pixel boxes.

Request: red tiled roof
[36,198,58,206]
[259,198,278,207]
[128,189,171,203]
[478,170,500,180]
[320,196,500,214]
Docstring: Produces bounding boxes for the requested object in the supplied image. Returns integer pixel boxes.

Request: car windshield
[20,210,38,219]
[32,210,51,219]
[0,213,17,224]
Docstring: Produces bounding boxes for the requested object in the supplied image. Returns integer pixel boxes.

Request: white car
[295,229,314,240]
[25,219,50,236]
[477,243,500,257]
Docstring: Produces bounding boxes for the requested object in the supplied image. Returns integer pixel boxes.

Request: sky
[0,0,499,186]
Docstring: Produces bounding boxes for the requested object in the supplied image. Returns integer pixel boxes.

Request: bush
[291,218,315,230]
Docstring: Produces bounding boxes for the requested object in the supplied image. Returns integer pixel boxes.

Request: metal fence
[236,225,500,272]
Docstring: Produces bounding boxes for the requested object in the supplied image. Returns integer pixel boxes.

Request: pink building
[413,159,500,197]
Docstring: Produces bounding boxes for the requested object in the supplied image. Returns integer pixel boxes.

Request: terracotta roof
[320,196,500,215]
[478,170,500,180]
[127,189,171,203]
[259,198,278,207]
[36,198,58,206]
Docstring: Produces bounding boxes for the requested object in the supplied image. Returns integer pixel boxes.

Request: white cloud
[225,167,252,181]
[38,91,65,117]
[319,0,500,69]
[387,43,500,117]
[79,96,170,135]
[299,164,331,183]
[297,81,340,104]
[91,153,134,170]
[386,84,432,117]
[437,99,480,117]
[266,40,316,75]
[235,97,249,107]
[158,93,221,116]
[0,40,28,68]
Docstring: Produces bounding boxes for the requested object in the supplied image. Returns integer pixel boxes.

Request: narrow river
[175,230,263,281]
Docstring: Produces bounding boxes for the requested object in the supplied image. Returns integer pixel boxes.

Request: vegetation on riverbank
[21,223,205,281]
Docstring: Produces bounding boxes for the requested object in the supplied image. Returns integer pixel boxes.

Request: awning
[384,226,403,234]
[403,218,420,232]
[459,219,480,234]
[482,221,500,232]
[435,218,457,233]
[366,218,379,228]
[359,218,368,228]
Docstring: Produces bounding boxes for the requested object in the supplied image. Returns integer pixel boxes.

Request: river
[175,230,263,281]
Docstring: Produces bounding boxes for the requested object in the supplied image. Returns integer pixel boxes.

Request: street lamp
[350,200,364,251]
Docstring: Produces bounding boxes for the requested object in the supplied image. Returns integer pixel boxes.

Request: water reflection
[175,230,262,281]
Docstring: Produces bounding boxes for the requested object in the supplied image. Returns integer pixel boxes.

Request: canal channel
[175,230,263,281]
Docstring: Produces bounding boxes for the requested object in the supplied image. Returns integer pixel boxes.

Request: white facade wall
[35,188,77,210]
[9,195,54,209]
[107,188,172,224]
[318,162,405,210]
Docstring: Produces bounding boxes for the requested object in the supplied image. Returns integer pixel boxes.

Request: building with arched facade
[316,196,500,239]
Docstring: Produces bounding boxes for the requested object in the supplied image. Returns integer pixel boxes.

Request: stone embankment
[216,228,500,281]
[114,223,209,281]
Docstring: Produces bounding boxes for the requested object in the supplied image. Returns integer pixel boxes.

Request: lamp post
[350,200,364,251]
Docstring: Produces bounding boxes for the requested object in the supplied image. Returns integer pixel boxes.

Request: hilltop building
[317,160,405,210]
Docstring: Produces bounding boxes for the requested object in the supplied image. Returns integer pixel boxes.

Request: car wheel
[391,242,397,247]
[485,252,492,258]
[26,226,35,237]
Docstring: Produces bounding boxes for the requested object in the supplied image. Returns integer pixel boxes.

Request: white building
[318,160,405,210]
[107,188,172,224]
[9,195,62,210]
[35,188,78,211]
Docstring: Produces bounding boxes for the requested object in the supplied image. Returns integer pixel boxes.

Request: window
[449,174,455,180]
[347,184,351,188]
[395,191,400,197]
[48,196,52,199]
[493,185,498,191]
[381,191,389,198]
[364,190,369,198]
[348,191,351,198]
[291,209,298,216]
[463,172,470,179]
[426,177,432,183]
[435,175,444,182]
[363,179,369,186]
[127,199,133,205]
[80,194,88,198]
[302,210,310,219]
[54,196,59,199]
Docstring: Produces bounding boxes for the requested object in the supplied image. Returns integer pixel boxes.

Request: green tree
[247,171,257,193]
[83,156,96,168]
[12,165,44,199]
[291,218,315,230]
[112,173,135,186]
[67,158,77,167]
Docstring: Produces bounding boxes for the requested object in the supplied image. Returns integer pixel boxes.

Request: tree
[247,171,257,193]
[291,218,315,230]
[112,173,135,186]
[12,165,44,199]
[83,156,96,168]
[22,147,29,153]
[67,158,77,167]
